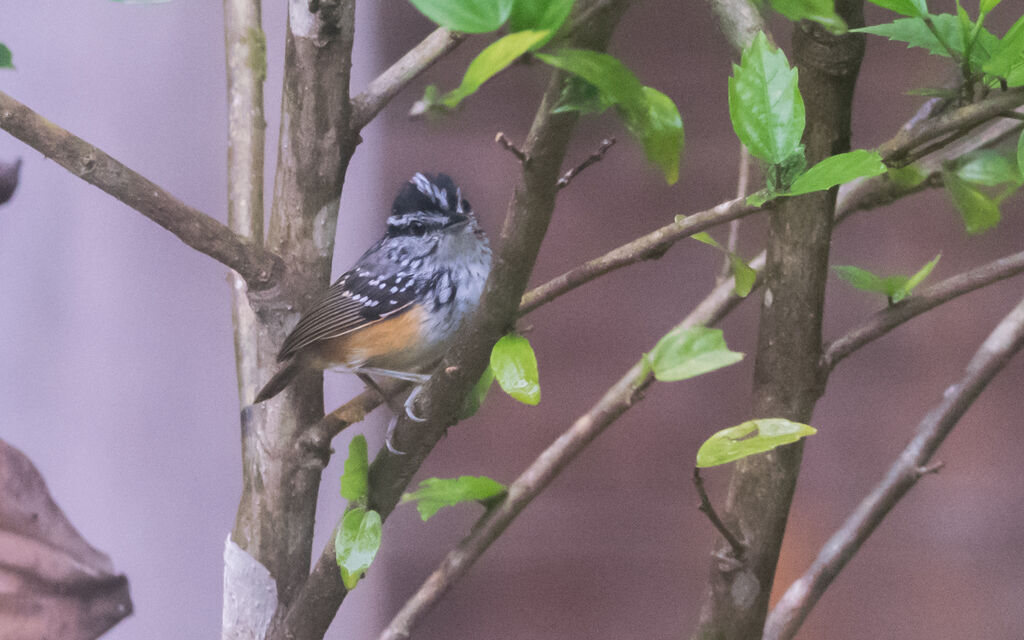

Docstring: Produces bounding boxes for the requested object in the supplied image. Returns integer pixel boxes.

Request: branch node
[495,132,528,164]
[916,460,945,476]
[557,137,616,190]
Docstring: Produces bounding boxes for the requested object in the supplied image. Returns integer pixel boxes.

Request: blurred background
[2,2,1024,638]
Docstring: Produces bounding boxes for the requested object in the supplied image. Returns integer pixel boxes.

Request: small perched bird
[254,173,491,429]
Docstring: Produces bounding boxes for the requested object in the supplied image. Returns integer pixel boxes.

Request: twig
[821,250,1024,372]
[556,137,616,190]
[0,90,283,290]
[763,294,1024,640]
[518,195,760,315]
[350,28,465,131]
[495,131,528,163]
[721,144,751,278]
[877,87,1024,164]
[693,468,745,558]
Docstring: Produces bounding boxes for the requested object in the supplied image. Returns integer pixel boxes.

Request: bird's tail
[253,360,300,404]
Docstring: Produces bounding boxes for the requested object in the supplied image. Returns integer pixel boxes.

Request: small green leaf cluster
[833,254,940,304]
[642,326,816,466]
[858,0,1024,89]
[401,475,507,521]
[408,0,684,183]
[0,44,13,70]
[939,131,1024,235]
[729,33,887,205]
[335,436,382,590]
[685,229,757,297]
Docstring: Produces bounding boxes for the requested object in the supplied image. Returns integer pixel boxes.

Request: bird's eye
[409,220,427,236]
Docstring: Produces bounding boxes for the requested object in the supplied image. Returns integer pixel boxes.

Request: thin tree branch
[693,468,746,559]
[556,137,616,190]
[350,27,465,131]
[878,88,1024,165]
[495,131,528,163]
[0,90,283,290]
[763,294,1024,640]
[721,145,751,278]
[518,196,760,315]
[223,0,267,402]
[822,250,1024,372]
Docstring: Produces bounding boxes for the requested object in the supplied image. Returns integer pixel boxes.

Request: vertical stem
[692,5,866,639]
[223,0,266,402]
[231,0,357,616]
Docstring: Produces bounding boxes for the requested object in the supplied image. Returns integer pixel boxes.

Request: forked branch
[764,295,1024,640]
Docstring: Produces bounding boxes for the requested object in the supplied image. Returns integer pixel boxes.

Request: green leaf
[690,233,756,297]
[339,435,370,504]
[649,326,744,382]
[334,507,382,590]
[536,49,645,114]
[490,334,541,405]
[0,45,11,69]
[728,32,805,165]
[887,164,928,188]
[636,87,685,184]
[943,169,1002,234]
[746,189,775,207]
[865,0,927,17]
[408,0,514,33]
[552,77,615,114]
[696,419,817,467]
[833,255,941,302]
[983,14,1024,86]
[459,366,496,419]
[784,149,887,196]
[894,254,940,302]
[729,254,757,297]
[854,15,1000,65]
[980,0,1003,14]
[400,475,507,521]
[442,30,551,107]
[832,264,889,295]
[691,231,721,248]
[536,49,684,184]
[508,0,574,35]
[1018,129,1024,181]
[953,150,1021,186]
[770,0,847,33]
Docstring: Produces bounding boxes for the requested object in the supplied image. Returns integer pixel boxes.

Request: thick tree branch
[272,3,632,638]
[822,250,1024,372]
[0,90,282,290]
[693,7,865,637]
[351,27,465,131]
[763,294,1024,640]
[238,0,357,621]
[222,2,271,636]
